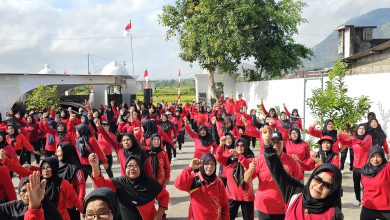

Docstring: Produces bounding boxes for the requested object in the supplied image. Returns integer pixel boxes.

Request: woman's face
[280,113,287,120]
[199,128,207,137]
[370,119,378,129]
[125,159,141,179]
[57,124,64,132]
[321,140,331,152]
[235,142,245,154]
[326,121,334,131]
[225,135,233,146]
[290,130,298,140]
[357,126,366,135]
[203,159,216,176]
[269,111,275,117]
[56,146,63,161]
[152,136,161,148]
[370,152,383,167]
[7,126,14,135]
[161,115,168,122]
[41,162,53,179]
[27,117,33,124]
[225,121,232,128]
[84,198,113,220]
[292,110,298,116]
[309,172,334,199]
[122,135,132,149]
[81,117,86,124]
[0,135,3,142]
[93,112,99,118]
[20,185,29,204]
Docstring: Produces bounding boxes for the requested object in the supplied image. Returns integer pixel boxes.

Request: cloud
[0,0,387,78]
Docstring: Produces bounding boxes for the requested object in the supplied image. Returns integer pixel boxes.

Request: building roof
[38,63,57,74]
[100,61,129,76]
[342,40,390,61]
[335,25,377,31]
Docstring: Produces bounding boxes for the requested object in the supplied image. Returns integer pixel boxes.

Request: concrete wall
[236,72,390,135]
[348,47,390,74]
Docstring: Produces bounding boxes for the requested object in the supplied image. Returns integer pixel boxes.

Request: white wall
[236,72,390,135]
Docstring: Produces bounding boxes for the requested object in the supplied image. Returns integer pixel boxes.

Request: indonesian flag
[123,20,132,37]
[178,70,181,103]
[144,69,149,89]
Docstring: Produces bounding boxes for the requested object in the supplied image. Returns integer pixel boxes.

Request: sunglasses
[313,175,333,190]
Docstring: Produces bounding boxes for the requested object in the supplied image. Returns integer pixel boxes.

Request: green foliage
[160,0,312,86]
[306,61,371,130]
[26,85,60,111]
[136,86,196,105]
[70,86,90,95]
[155,79,195,87]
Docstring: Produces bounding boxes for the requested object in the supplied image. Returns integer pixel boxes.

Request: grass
[136,86,196,105]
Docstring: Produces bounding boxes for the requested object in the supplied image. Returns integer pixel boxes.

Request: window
[338,31,344,54]
[362,28,373,41]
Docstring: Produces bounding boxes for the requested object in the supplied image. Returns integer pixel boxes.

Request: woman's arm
[174,166,195,192]
[184,124,197,140]
[61,180,83,212]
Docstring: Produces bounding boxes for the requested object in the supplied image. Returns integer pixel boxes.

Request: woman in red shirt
[308,119,341,153]
[158,113,176,162]
[147,134,170,187]
[25,115,41,164]
[89,154,169,220]
[174,153,229,220]
[283,104,303,130]
[308,136,340,170]
[285,128,312,172]
[184,117,217,159]
[360,145,390,219]
[367,118,389,157]
[6,123,34,165]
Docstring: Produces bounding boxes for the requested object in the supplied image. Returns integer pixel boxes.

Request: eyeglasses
[126,164,139,169]
[83,211,111,220]
[20,189,27,195]
[313,175,333,190]
[41,167,52,171]
[236,144,245,147]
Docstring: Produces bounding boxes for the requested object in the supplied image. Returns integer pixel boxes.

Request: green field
[136,86,196,104]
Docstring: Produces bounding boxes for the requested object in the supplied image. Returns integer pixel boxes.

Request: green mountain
[303,8,390,70]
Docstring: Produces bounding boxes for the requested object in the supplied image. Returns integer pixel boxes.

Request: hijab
[290,128,302,144]
[141,119,158,139]
[317,138,337,164]
[224,133,235,150]
[199,153,217,184]
[221,116,234,134]
[57,122,67,142]
[84,188,121,220]
[361,145,388,177]
[75,124,93,157]
[303,164,342,214]
[231,138,254,189]
[57,142,83,181]
[158,114,174,133]
[198,125,214,147]
[279,112,293,129]
[122,133,149,165]
[148,134,163,179]
[0,131,8,148]
[322,119,337,141]
[367,118,387,146]
[40,157,62,206]
[111,156,162,220]
[268,107,278,118]
[6,124,19,147]
[355,123,368,140]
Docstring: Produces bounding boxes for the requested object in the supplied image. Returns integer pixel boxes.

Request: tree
[306,61,371,130]
[160,0,312,98]
[26,85,60,111]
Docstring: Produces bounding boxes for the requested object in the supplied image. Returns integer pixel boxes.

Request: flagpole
[130,34,135,76]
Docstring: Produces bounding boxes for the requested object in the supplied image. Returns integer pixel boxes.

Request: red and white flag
[177,70,181,103]
[123,20,132,37]
[144,69,149,88]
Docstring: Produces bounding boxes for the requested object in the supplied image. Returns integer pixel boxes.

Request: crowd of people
[0,93,388,220]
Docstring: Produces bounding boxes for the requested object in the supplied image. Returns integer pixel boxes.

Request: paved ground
[12,139,361,219]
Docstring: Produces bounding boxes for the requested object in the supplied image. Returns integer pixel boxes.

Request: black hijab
[6,124,19,147]
[221,116,234,134]
[141,119,158,139]
[84,187,121,220]
[290,128,302,144]
[148,134,163,179]
[367,118,387,146]
[224,132,235,150]
[111,156,162,220]
[0,177,61,220]
[268,107,278,118]
[75,124,93,157]
[0,130,8,148]
[40,157,62,206]
[317,138,337,164]
[57,142,83,181]
[355,123,368,140]
[57,122,67,142]
[122,133,149,165]
[231,138,254,190]
[361,145,388,177]
[199,153,217,184]
[303,164,342,214]
[158,114,174,133]
[279,112,293,129]
[322,119,337,141]
[198,125,214,147]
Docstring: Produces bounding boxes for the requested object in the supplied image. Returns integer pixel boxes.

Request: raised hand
[211,116,217,124]
[249,160,255,171]
[189,158,201,170]
[88,153,99,169]
[27,171,46,209]
[0,149,7,160]
[219,136,226,146]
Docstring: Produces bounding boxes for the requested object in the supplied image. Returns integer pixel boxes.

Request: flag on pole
[144,69,149,89]
[123,20,132,37]
[177,70,181,103]
[64,68,67,75]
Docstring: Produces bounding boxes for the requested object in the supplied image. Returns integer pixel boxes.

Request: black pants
[257,210,285,220]
[177,132,185,150]
[229,200,254,220]
[165,143,175,162]
[361,206,390,220]
[340,148,354,170]
[16,150,31,165]
[251,137,256,148]
[82,164,92,181]
[31,141,42,164]
[220,176,227,187]
[353,168,362,201]
[105,155,114,178]
[67,207,80,220]
[44,150,55,158]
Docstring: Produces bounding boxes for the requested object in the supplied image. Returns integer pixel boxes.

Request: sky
[0,0,389,80]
